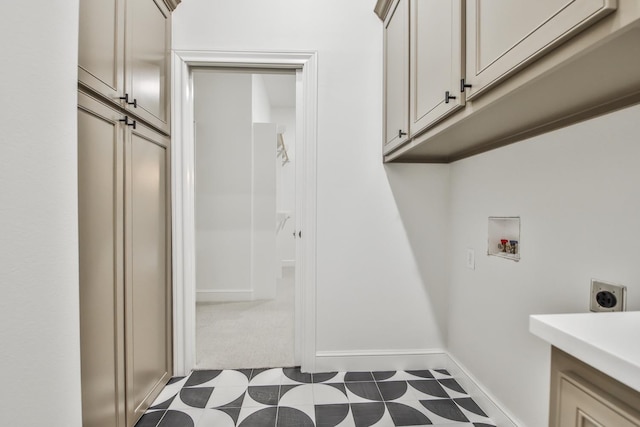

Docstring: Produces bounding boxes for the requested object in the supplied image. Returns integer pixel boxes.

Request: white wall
[0,2,82,426]
[177,4,640,425]
[174,0,449,354]
[447,104,640,427]
[194,72,254,299]
[252,74,272,123]
[195,71,282,302]
[252,123,278,300]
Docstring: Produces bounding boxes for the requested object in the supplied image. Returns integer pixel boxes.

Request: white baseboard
[314,349,450,373]
[313,349,520,427]
[196,289,253,302]
[443,353,521,427]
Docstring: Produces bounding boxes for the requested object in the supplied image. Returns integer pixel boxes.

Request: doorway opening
[192,69,297,368]
[172,50,318,376]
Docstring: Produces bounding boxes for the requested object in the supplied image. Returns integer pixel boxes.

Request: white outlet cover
[466,248,475,270]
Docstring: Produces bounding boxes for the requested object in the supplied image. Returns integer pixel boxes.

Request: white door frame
[171,50,318,376]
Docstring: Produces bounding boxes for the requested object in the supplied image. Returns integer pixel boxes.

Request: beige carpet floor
[195,268,295,369]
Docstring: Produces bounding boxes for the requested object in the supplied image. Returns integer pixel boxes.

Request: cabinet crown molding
[164,0,181,12]
[374,0,394,20]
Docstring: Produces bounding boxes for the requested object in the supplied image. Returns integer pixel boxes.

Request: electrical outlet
[590,279,626,312]
[466,248,475,270]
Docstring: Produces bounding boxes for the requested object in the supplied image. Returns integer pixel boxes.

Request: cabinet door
[78,92,126,427]
[466,0,617,99]
[384,0,410,153]
[409,0,464,136]
[558,373,640,427]
[78,0,125,100]
[125,121,172,425]
[126,0,171,133]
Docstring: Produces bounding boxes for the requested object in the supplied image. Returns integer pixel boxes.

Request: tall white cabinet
[77,1,179,426]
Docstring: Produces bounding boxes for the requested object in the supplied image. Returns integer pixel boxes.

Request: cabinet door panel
[466,0,617,99]
[384,0,409,152]
[558,374,640,427]
[78,93,126,427]
[125,123,172,425]
[126,0,171,133]
[78,0,125,100]
[410,0,463,136]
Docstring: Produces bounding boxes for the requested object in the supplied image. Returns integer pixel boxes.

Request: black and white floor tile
[135,368,497,427]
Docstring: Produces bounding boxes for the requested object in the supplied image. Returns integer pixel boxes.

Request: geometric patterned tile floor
[135,368,496,427]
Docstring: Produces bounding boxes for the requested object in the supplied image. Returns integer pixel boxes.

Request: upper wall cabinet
[376,0,640,163]
[383,0,464,154]
[466,0,617,100]
[383,0,409,152]
[410,0,464,136]
[79,0,171,134]
[78,0,124,102]
[126,0,171,132]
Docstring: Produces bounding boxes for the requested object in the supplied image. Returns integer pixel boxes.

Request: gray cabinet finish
[78,93,126,427]
[409,0,464,137]
[78,90,172,427]
[383,0,409,152]
[384,0,465,154]
[466,0,617,100]
[79,0,171,134]
[126,122,172,423]
[78,0,125,102]
[376,0,640,163]
[551,347,640,427]
[126,0,171,132]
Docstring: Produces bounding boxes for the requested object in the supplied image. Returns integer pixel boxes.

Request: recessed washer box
[488,216,520,261]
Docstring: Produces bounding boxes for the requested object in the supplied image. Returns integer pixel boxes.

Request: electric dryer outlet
[590,279,627,312]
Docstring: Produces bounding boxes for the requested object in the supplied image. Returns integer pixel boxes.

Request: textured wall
[0,1,82,426]
[448,104,640,426]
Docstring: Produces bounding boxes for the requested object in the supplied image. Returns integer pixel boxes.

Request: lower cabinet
[78,91,172,427]
[126,113,173,424]
[550,348,640,427]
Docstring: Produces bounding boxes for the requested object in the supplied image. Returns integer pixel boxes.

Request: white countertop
[530,311,640,392]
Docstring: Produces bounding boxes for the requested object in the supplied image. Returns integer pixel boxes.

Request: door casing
[171,50,318,375]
